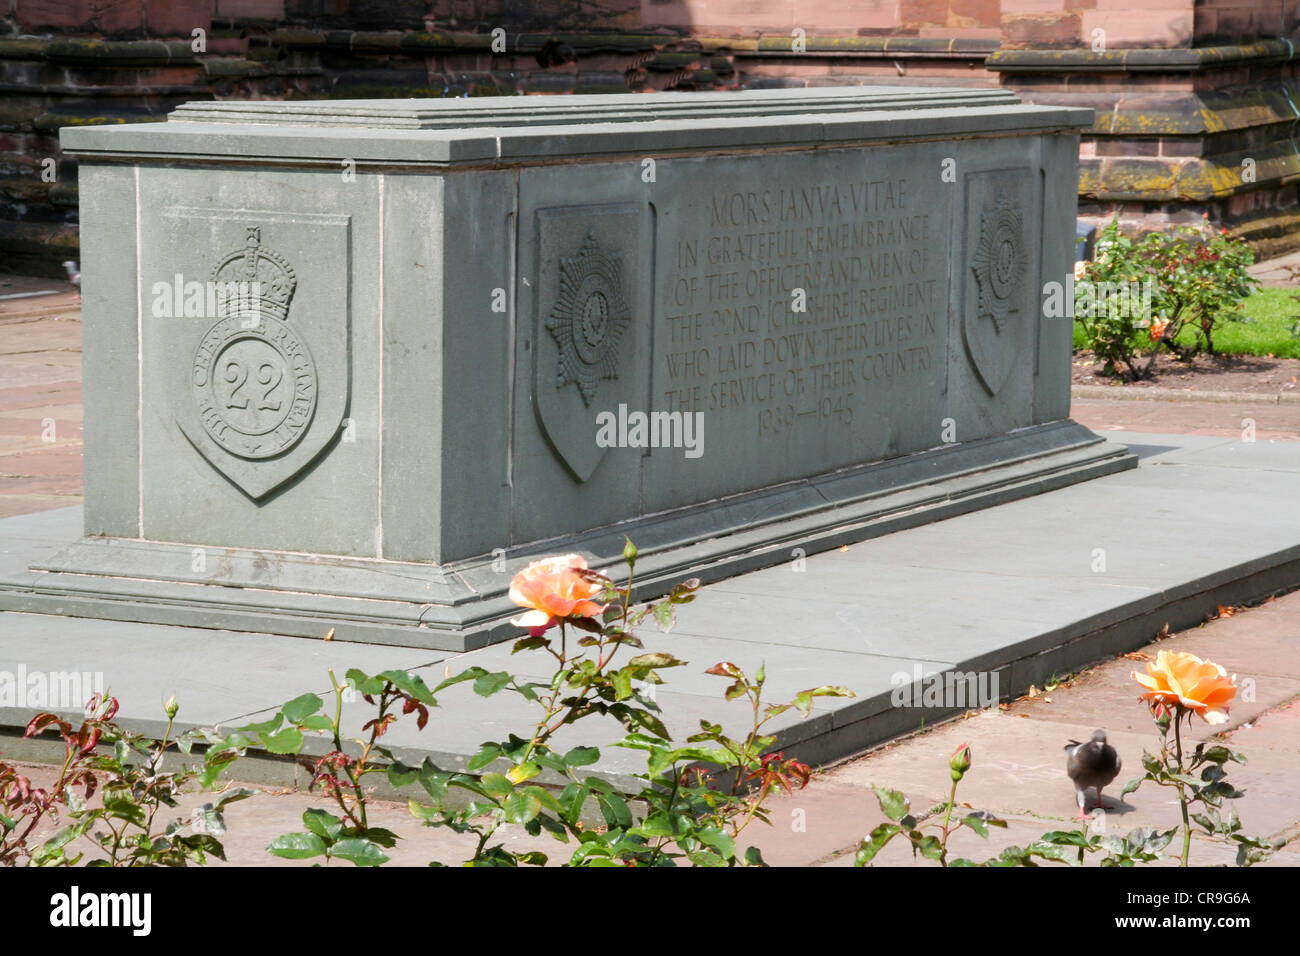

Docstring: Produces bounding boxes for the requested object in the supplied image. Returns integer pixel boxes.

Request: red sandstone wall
[2,0,1299,273]
[6,1,1296,45]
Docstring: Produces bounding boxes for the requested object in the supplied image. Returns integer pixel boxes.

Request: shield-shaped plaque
[169,216,351,500]
[533,205,643,483]
[964,189,1029,397]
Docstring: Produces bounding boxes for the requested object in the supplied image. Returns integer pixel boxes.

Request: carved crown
[210,226,297,323]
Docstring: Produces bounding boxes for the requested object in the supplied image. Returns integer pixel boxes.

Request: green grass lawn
[1072,288,1300,358]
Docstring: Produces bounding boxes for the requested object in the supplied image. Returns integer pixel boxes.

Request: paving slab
[1072,397,1300,441]
[1,428,1298,803]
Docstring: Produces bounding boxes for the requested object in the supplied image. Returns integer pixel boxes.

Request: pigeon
[62,260,80,301]
[1065,729,1121,819]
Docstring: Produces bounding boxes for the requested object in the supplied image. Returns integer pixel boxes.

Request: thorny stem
[1173,707,1192,867]
[326,669,370,830]
[938,777,960,868]
[141,714,178,850]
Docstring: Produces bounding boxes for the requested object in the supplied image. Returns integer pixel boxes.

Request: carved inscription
[661,177,945,439]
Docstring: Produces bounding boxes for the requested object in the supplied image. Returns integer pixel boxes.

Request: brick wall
[2,0,1298,274]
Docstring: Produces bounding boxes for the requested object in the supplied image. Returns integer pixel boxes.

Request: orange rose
[1150,317,1170,342]
[1132,650,1237,725]
[508,554,608,632]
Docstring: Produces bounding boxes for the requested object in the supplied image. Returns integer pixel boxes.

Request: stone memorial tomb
[0,87,1135,649]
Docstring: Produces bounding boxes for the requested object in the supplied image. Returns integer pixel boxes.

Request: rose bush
[1122,651,1269,866]
[1075,216,1258,381]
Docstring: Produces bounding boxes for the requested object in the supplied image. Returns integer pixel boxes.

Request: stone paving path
[7,588,1296,867]
[743,593,1300,867]
[0,279,82,519]
[1247,248,1300,287]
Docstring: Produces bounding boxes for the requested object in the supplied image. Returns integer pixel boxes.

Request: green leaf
[478,773,513,799]
[695,826,735,860]
[468,743,503,772]
[610,668,634,701]
[563,745,600,767]
[1038,830,1095,847]
[637,814,679,838]
[512,636,551,654]
[597,792,634,830]
[686,849,726,867]
[559,783,588,826]
[503,791,543,825]
[1025,842,1082,866]
[376,670,438,705]
[913,834,944,861]
[361,827,400,848]
[302,808,343,842]
[417,761,451,801]
[386,759,419,788]
[805,684,854,701]
[872,785,910,822]
[626,652,686,669]
[344,668,387,696]
[101,797,146,827]
[653,601,676,632]
[282,693,324,724]
[329,838,389,867]
[473,671,513,697]
[1120,776,1146,797]
[433,666,486,691]
[268,831,327,860]
[520,785,562,815]
[1199,745,1235,764]
[236,714,283,736]
[261,727,304,755]
[855,823,900,866]
[506,762,542,784]
[409,800,443,823]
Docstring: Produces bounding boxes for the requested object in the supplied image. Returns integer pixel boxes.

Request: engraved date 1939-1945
[759,392,855,438]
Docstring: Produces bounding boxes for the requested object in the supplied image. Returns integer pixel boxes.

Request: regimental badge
[964,187,1028,397]
[190,227,318,460]
[970,192,1024,336]
[174,218,347,502]
[544,232,631,407]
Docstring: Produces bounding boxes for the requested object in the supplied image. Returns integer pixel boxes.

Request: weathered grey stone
[0,86,1136,648]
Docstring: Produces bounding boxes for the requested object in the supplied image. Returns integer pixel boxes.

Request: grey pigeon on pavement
[62,260,80,300]
[1065,729,1121,818]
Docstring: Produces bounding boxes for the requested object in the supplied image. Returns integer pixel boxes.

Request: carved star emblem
[970,192,1025,335]
[545,232,631,406]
